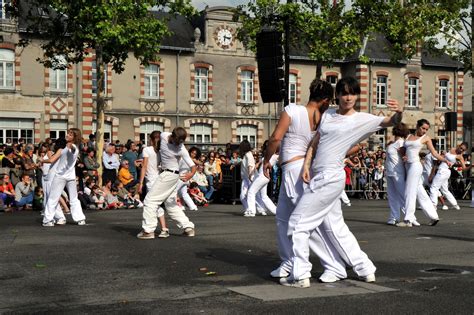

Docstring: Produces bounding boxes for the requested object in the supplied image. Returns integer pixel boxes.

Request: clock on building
[214,26,234,49]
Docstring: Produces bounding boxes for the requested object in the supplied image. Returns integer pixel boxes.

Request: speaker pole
[283,0,292,107]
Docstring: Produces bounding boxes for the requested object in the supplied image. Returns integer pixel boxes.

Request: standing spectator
[84,148,100,179]
[122,142,139,180]
[102,144,120,184]
[230,150,241,165]
[15,174,35,209]
[204,152,218,189]
[2,147,16,168]
[87,133,96,151]
[22,145,37,185]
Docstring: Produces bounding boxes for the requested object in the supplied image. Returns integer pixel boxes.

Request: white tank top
[385,138,404,176]
[422,153,434,176]
[439,152,456,171]
[404,135,425,163]
[280,104,315,164]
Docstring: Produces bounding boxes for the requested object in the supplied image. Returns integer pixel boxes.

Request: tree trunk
[95,46,106,187]
[315,63,322,79]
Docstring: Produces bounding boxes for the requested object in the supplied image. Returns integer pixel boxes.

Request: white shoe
[412,220,421,227]
[345,203,351,207]
[319,272,342,283]
[453,205,460,210]
[42,221,54,227]
[55,219,67,225]
[396,221,412,228]
[280,277,311,288]
[158,228,170,238]
[77,220,86,226]
[386,219,397,226]
[243,211,255,217]
[442,205,449,210]
[360,274,376,283]
[260,211,268,216]
[270,266,290,278]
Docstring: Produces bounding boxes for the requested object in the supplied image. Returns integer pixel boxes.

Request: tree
[11,0,195,185]
[233,0,469,78]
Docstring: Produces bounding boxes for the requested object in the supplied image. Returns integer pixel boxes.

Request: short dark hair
[336,77,361,96]
[392,123,409,138]
[309,79,334,102]
[4,147,13,155]
[171,127,187,143]
[416,119,430,129]
[89,133,95,140]
[239,140,252,157]
[54,137,67,150]
[189,146,201,159]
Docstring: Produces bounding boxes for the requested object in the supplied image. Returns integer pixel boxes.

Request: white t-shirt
[385,138,405,177]
[142,146,160,179]
[159,132,195,170]
[257,154,279,175]
[54,144,79,180]
[312,109,384,173]
[241,151,256,181]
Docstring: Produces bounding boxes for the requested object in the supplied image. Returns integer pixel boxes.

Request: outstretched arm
[380,99,403,128]
[425,137,448,163]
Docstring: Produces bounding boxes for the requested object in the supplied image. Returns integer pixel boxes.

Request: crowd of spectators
[1,136,470,212]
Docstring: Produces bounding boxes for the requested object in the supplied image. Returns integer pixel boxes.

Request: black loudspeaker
[256,30,285,103]
[445,112,457,131]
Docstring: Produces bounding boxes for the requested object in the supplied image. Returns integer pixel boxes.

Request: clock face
[215,26,234,49]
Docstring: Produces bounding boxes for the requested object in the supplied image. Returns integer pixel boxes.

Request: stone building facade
[0,6,465,152]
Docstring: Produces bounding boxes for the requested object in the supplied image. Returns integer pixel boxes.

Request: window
[50,55,67,92]
[374,129,386,149]
[0,49,14,89]
[288,74,297,105]
[407,78,418,107]
[194,68,208,101]
[237,124,257,148]
[0,118,34,144]
[49,120,68,140]
[92,120,112,142]
[144,64,159,98]
[0,0,11,19]
[438,79,448,108]
[326,75,338,89]
[376,76,388,106]
[91,60,107,95]
[241,70,254,103]
[139,122,164,145]
[437,130,447,153]
[190,123,212,143]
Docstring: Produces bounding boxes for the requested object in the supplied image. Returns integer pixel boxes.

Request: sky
[191,0,246,11]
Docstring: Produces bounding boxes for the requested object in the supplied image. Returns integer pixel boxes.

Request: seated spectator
[192,165,214,200]
[0,174,15,210]
[105,186,125,210]
[116,181,143,208]
[230,150,241,165]
[33,186,44,211]
[204,152,219,188]
[188,182,208,206]
[15,174,35,209]
[84,148,100,179]
[90,185,106,210]
[122,141,139,180]
[118,160,139,192]
[2,147,16,168]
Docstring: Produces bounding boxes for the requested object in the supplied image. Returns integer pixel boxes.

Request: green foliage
[13,0,196,72]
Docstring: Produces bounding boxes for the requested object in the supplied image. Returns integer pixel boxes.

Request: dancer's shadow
[344,218,387,225]
[418,234,474,243]
[111,225,140,237]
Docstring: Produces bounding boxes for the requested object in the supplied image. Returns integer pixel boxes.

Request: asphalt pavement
[0,198,473,314]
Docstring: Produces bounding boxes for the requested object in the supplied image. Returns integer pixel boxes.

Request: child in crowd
[188,182,208,207]
[33,186,44,211]
[105,186,125,209]
[90,185,106,210]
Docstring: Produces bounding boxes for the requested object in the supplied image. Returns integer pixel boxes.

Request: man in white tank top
[263,79,347,283]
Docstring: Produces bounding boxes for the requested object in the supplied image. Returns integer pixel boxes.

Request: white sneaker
[55,219,67,225]
[243,211,255,217]
[280,277,311,288]
[453,205,460,210]
[158,229,170,238]
[260,211,268,216]
[77,220,86,226]
[360,274,376,283]
[270,266,290,278]
[319,272,342,283]
[42,221,54,227]
[442,205,449,210]
[396,221,412,228]
[183,227,195,237]
[386,219,397,226]
[412,220,421,227]
[345,203,352,207]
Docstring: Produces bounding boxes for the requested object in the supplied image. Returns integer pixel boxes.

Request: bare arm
[425,137,447,163]
[41,149,62,164]
[346,144,360,158]
[137,157,148,194]
[456,154,470,171]
[263,112,291,178]
[302,132,321,183]
[181,165,197,182]
[380,99,403,128]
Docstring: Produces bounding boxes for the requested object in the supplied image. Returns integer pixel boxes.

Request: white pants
[246,174,276,215]
[240,177,252,211]
[142,172,194,233]
[177,180,197,210]
[146,176,165,218]
[386,175,405,221]
[340,190,350,205]
[276,160,347,279]
[288,170,376,280]
[42,177,62,216]
[404,162,439,222]
[43,176,85,224]
[429,169,457,207]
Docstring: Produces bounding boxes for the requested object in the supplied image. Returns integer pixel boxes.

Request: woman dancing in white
[397,119,449,227]
[281,77,403,288]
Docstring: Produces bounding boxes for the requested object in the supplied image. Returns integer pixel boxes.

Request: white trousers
[276,160,347,279]
[386,175,405,221]
[288,171,376,280]
[142,172,194,233]
[177,180,197,210]
[404,162,439,222]
[240,178,252,211]
[340,190,350,205]
[246,174,276,215]
[42,177,62,216]
[429,169,457,207]
[43,176,85,224]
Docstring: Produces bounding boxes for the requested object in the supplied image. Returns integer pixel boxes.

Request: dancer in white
[385,123,409,225]
[396,119,451,227]
[42,128,86,227]
[239,140,255,213]
[429,143,469,210]
[137,131,169,238]
[244,140,277,217]
[281,77,403,288]
[40,140,66,218]
[137,127,196,239]
[264,79,347,284]
[177,147,201,211]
